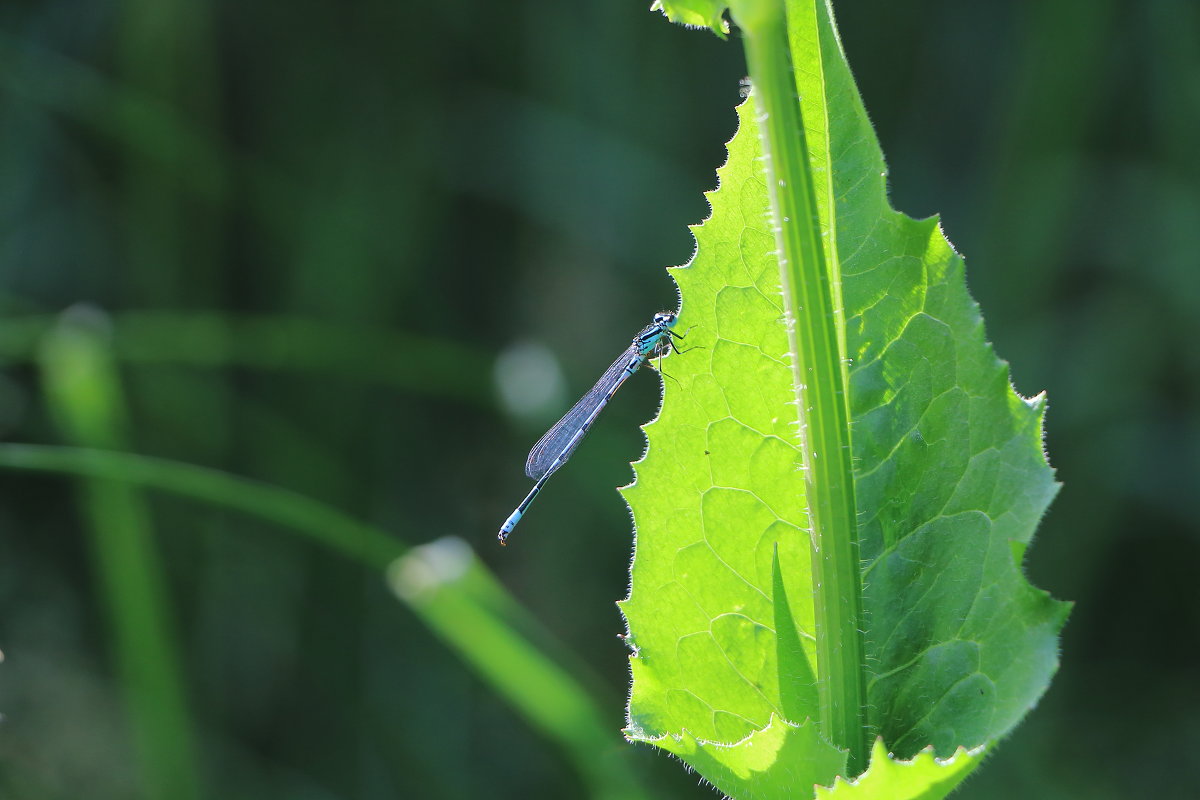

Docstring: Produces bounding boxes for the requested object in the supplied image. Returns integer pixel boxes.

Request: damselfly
[498,311,685,544]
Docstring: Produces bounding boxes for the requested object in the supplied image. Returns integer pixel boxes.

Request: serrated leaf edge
[623,711,819,750]
[813,737,987,798]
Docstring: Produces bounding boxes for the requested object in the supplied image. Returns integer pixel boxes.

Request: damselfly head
[654,311,678,329]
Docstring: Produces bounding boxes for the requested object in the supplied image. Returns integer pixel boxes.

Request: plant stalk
[728,0,868,773]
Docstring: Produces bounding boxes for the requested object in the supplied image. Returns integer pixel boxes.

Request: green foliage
[38,313,203,800]
[0,311,491,404]
[651,0,730,36]
[815,739,983,799]
[0,435,655,800]
[6,0,1194,796]
[624,1,1069,796]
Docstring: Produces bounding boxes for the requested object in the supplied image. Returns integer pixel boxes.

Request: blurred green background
[1,0,1196,798]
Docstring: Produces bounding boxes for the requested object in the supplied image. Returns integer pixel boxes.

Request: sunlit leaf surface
[622,1,1068,796]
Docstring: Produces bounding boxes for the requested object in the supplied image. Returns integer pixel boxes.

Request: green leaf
[814,739,984,799]
[642,716,846,799]
[623,0,1069,796]
[652,0,730,36]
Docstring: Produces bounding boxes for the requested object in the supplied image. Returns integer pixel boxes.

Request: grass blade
[38,311,203,800]
[0,442,652,800]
